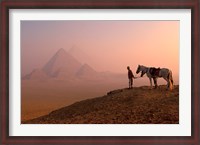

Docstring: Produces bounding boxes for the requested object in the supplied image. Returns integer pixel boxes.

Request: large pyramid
[42,48,82,77]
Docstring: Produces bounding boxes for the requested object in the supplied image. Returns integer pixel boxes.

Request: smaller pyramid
[23,69,48,80]
[76,63,96,77]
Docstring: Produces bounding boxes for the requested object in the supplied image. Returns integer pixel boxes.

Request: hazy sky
[21,20,179,77]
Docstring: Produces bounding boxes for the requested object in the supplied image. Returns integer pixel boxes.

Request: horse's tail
[168,70,174,90]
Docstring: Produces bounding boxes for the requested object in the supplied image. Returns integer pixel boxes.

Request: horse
[136,65,174,90]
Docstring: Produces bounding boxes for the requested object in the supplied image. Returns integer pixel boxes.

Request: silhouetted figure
[127,66,135,88]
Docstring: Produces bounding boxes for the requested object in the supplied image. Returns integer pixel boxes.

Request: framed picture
[1,0,199,144]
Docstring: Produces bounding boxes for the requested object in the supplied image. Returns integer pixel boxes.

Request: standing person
[127,66,135,88]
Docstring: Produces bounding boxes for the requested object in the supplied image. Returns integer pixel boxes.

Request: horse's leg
[163,77,170,90]
[149,77,153,89]
[169,71,174,90]
[168,79,173,90]
[165,72,173,90]
[169,80,172,90]
[153,78,158,89]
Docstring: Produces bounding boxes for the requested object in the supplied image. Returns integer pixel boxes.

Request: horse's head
[136,65,141,74]
[136,65,146,77]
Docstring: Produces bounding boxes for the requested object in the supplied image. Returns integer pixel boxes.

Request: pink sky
[21,21,179,78]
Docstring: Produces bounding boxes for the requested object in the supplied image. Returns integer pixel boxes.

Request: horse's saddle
[149,67,161,77]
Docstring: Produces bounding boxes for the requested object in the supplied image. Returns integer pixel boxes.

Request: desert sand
[24,85,179,124]
[21,77,126,121]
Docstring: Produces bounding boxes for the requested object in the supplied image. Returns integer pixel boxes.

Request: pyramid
[42,48,82,77]
[23,69,48,80]
[76,63,96,77]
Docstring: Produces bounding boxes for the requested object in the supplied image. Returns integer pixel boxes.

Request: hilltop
[24,85,179,124]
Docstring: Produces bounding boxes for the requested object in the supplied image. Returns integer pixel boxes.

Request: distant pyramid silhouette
[42,48,82,77]
[76,63,96,77]
[23,69,48,80]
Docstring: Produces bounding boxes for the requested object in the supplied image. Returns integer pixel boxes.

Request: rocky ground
[24,85,179,124]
